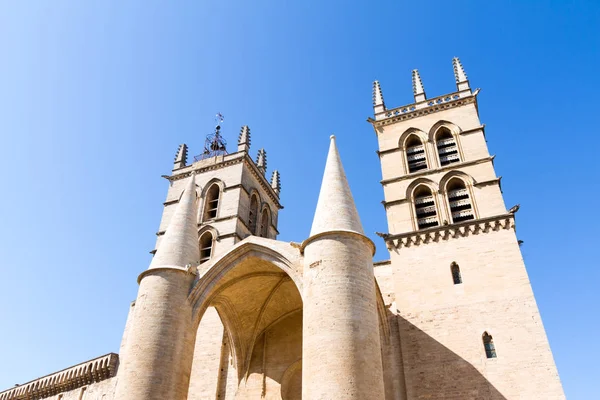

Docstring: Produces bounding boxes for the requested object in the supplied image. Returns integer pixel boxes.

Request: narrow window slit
[483,332,497,358]
[451,262,462,284]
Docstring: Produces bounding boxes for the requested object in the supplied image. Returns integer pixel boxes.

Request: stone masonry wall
[390,227,564,399]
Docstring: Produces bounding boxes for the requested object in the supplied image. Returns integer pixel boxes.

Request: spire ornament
[452,57,471,92]
[412,69,426,102]
[173,144,188,170]
[256,148,267,175]
[238,125,251,153]
[271,170,281,196]
[372,80,386,114]
[194,113,228,161]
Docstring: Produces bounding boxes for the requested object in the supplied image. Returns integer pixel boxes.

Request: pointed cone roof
[453,57,468,83]
[149,173,200,269]
[310,136,364,237]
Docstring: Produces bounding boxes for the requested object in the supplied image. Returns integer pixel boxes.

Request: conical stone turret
[149,173,200,270]
[310,135,364,237]
[115,173,199,400]
[301,136,385,400]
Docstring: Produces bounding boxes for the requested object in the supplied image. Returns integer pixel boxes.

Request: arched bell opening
[187,241,303,400]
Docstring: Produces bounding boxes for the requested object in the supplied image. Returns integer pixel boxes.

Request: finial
[256,148,267,175]
[412,69,426,102]
[173,144,188,170]
[372,80,386,114]
[271,170,281,196]
[193,113,228,162]
[452,57,471,92]
[330,134,336,140]
[238,125,251,153]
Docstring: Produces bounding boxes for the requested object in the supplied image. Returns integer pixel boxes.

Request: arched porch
[187,238,304,400]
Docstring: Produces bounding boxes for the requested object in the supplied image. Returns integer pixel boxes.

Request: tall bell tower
[369,58,565,399]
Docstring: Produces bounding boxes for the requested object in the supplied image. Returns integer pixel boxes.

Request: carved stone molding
[385,214,515,250]
[0,353,118,400]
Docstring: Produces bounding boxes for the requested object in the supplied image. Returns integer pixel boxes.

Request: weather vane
[194,112,228,161]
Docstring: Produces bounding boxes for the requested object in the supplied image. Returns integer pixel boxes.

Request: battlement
[0,353,118,400]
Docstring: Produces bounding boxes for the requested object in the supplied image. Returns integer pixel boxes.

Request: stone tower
[115,123,283,400]
[155,124,282,262]
[369,58,565,399]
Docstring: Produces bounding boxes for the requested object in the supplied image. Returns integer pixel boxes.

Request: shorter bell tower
[154,118,283,266]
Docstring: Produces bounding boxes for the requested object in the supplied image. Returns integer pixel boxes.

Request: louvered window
[406,136,428,173]
[414,187,439,229]
[203,184,220,221]
[436,128,460,166]
[447,180,474,223]
[199,232,213,263]
[483,332,497,358]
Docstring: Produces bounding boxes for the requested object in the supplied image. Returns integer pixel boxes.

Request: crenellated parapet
[0,353,118,400]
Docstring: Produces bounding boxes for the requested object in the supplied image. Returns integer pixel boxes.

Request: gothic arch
[441,175,479,222]
[248,189,262,235]
[398,127,428,149]
[198,224,219,241]
[198,178,225,222]
[427,120,462,142]
[188,237,304,384]
[405,177,439,201]
[189,237,303,326]
[438,170,476,193]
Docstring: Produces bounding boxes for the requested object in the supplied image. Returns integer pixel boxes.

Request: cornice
[0,353,119,400]
[384,214,514,250]
[168,153,245,182]
[370,93,477,129]
[380,156,495,187]
[242,154,283,209]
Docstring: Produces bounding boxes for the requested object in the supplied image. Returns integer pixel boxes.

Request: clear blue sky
[0,1,597,398]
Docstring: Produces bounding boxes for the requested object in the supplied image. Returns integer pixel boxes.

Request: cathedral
[0,58,565,400]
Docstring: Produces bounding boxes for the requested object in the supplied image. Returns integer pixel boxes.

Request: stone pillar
[115,173,200,400]
[114,269,196,400]
[302,233,385,399]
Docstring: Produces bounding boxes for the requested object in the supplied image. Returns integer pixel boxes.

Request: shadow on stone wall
[392,309,506,400]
